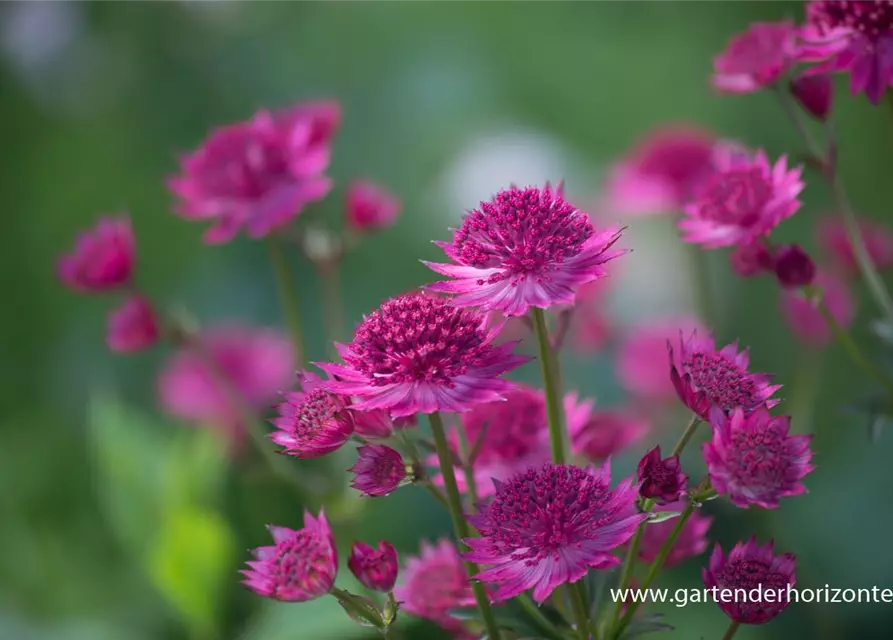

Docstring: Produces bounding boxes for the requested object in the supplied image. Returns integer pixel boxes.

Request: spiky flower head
[463,461,645,603]
[106,296,159,353]
[637,446,688,504]
[702,537,796,624]
[712,21,800,93]
[241,510,337,602]
[348,540,399,592]
[638,502,712,568]
[349,445,407,497]
[704,406,814,509]
[424,183,625,316]
[58,216,135,292]
[318,292,530,417]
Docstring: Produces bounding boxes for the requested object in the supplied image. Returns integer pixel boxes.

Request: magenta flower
[424,184,625,316]
[318,292,530,417]
[348,540,399,592]
[58,216,135,292]
[679,145,804,249]
[637,446,687,504]
[702,537,796,624]
[168,101,339,243]
[774,244,816,288]
[730,241,776,278]
[241,510,337,602]
[816,216,893,274]
[800,0,893,104]
[704,406,814,509]
[157,324,294,440]
[638,501,712,567]
[570,408,649,462]
[617,315,708,401]
[349,445,407,497]
[603,125,716,216]
[790,72,834,121]
[670,331,781,419]
[270,372,354,459]
[712,21,800,93]
[781,269,855,346]
[346,179,402,231]
[571,279,614,352]
[106,296,159,353]
[464,461,646,603]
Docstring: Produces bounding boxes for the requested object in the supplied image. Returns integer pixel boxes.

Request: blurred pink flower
[638,501,712,567]
[571,279,613,352]
[570,408,649,461]
[345,179,402,231]
[712,21,800,93]
[781,269,855,346]
[816,216,893,274]
[730,241,775,278]
[106,296,159,353]
[58,216,135,292]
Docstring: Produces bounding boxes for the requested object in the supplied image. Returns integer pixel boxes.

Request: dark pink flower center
[347,294,494,386]
[452,186,593,283]
[728,427,785,488]
[203,130,290,201]
[715,558,791,620]
[809,0,893,43]
[467,393,546,464]
[294,389,346,436]
[269,531,331,593]
[683,351,760,411]
[699,169,770,227]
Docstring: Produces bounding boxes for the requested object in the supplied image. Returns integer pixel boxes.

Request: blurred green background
[4,1,893,639]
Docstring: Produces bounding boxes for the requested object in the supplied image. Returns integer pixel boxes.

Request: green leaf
[619,613,674,639]
[647,510,682,524]
[333,590,384,628]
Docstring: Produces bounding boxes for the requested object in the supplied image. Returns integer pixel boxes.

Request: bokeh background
[4,1,893,639]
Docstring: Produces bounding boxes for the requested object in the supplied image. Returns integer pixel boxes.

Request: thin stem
[774,84,825,160]
[320,263,346,349]
[721,620,742,640]
[532,308,566,464]
[516,595,566,640]
[689,243,716,327]
[429,412,502,640]
[456,420,479,507]
[568,582,591,640]
[268,237,307,365]
[671,414,703,458]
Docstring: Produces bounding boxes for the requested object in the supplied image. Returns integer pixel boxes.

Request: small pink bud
[774,244,816,288]
[349,445,407,497]
[346,180,402,231]
[790,72,833,122]
[58,216,136,292]
[348,540,399,592]
[730,242,774,278]
[107,296,160,353]
[637,446,688,504]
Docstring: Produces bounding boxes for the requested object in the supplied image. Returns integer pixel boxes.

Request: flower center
[684,351,759,410]
[294,389,344,435]
[699,169,770,227]
[715,559,790,613]
[452,186,593,283]
[270,531,331,593]
[809,0,893,43]
[729,427,785,489]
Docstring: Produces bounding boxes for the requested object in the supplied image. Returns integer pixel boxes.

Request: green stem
[689,243,715,327]
[670,415,703,458]
[456,419,479,507]
[568,582,591,640]
[721,620,741,640]
[517,595,566,640]
[532,308,566,463]
[268,237,307,365]
[429,412,502,640]
[320,263,346,350]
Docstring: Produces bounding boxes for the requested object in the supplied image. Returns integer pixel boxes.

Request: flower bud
[790,72,833,122]
[349,445,407,497]
[774,243,816,288]
[107,296,160,353]
[637,446,688,504]
[346,180,402,231]
[348,541,399,592]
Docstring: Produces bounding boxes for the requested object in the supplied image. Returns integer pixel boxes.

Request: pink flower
[346,179,402,231]
[790,72,834,121]
[702,537,796,624]
[106,296,159,353]
[58,216,135,292]
[270,372,354,458]
[670,331,781,419]
[464,461,646,603]
[349,445,407,497]
[168,101,340,243]
[571,279,613,352]
[704,406,814,509]
[712,21,800,93]
[781,269,855,346]
[730,241,776,278]
[241,510,337,602]
[352,409,397,439]
[348,540,399,592]
[570,408,649,462]
[318,293,530,417]
[603,126,716,216]
[774,244,816,288]
[637,446,687,504]
[157,324,294,439]
[816,216,893,274]
[616,315,708,401]
[638,501,712,567]
[679,145,804,249]
[800,1,893,104]
[424,184,625,316]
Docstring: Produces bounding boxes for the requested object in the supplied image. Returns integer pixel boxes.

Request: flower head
[58,216,135,292]
[464,461,645,603]
[349,445,407,497]
[670,331,781,419]
[346,179,402,231]
[424,184,625,316]
[638,502,712,567]
[704,406,814,509]
[774,244,816,288]
[781,269,855,346]
[637,446,688,504]
[318,292,529,417]
[241,510,337,602]
[679,145,804,249]
[348,541,399,592]
[730,242,775,278]
[712,21,800,93]
[702,537,796,624]
[107,296,159,353]
[570,409,649,461]
[168,101,339,243]
[816,216,893,274]
[270,372,354,458]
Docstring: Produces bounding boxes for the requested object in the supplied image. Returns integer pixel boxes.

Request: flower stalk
[268,236,307,365]
[722,620,742,640]
[532,307,567,463]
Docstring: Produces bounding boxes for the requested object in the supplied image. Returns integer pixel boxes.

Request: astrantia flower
[241,510,337,602]
[348,540,399,592]
[679,145,804,248]
[106,296,159,353]
[58,216,135,292]
[270,372,354,459]
[571,278,613,352]
[702,537,796,624]
[603,125,716,216]
[816,216,893,274]
[346,179,402,231]
[570,408,649,462]
[318,293,529,417]
[637,446,687,504]
[704,406,814,509]
[349,445,407,497]
[168,101,339,243]
[424,184,625,316]
[157,324,294,441]
[800,0,893,104]
[670,331,781,419]
[638,502,712,567]
[464,461,645,603]
[712,21,800,93]
[730,241,775,278]
[774,244,816,288]
[790,71,834,121]
[781,269,855,346]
